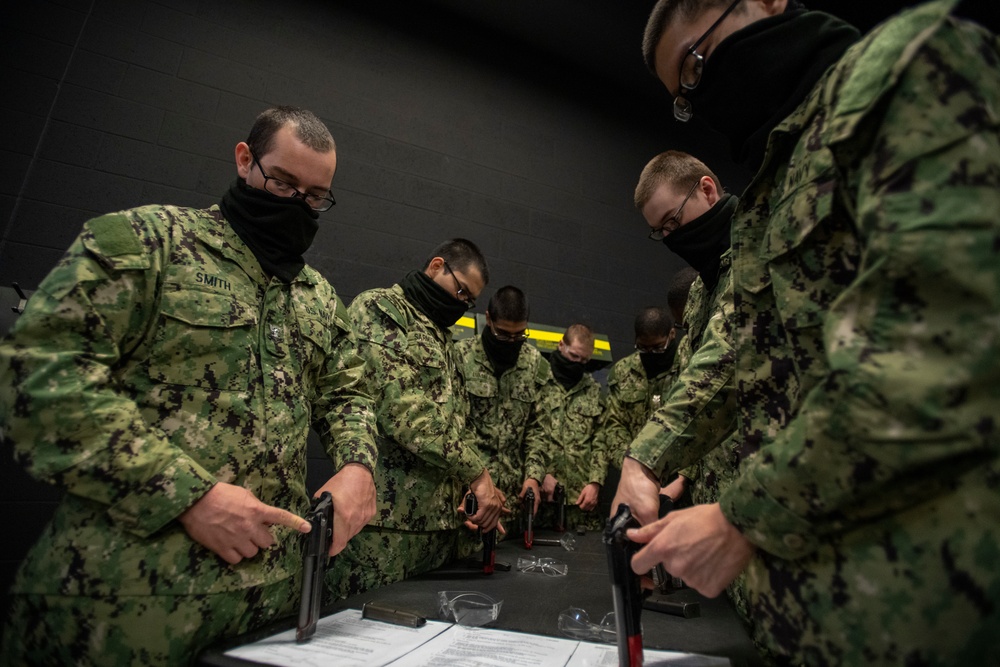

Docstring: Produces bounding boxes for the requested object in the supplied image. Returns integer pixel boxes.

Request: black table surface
[199,529,764,666]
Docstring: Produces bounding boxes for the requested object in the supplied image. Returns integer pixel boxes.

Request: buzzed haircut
[246,106,336,157]
[668,266,699,323]
[634,307,674,339]
[423,238,491,286]
[635,150,721,211]
[488,286,529,323]
[564,323,595,349]
[642,0,748,77]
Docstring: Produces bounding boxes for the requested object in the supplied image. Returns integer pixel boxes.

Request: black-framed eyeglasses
[488,317,529,342]
[443,260,476,310]
[648,180,700,241]
[250,149,337,212]
[673,0,743,122]
[635,340,672,354]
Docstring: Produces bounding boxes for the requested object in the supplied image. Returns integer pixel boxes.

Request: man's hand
[541,473,558,502]
[610,456,661,525]
[465,469,508,531]
[575,482,600,512]
[178,482,311,565]
[313,463,377,556]
[627,503,755,598]
[518,478,541,514]
[660,474,688,502]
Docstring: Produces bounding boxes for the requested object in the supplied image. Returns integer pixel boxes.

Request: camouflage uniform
[543,374,605,531]
[624,253,750,635]
[326,284,489,598]
[627,250,739,505]
[0,205,377,665]
[599,350,679,468]
[455,336,555,511]
[715,3,1000,663]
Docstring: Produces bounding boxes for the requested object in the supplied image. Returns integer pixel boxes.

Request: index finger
[260,505,311,533]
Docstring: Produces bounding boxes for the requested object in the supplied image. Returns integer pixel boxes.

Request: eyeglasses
[648,180,700,240]
[443,260,476,310]
[635,340,672,354]
[673,0,743,122]
[488,318,529,342]
[250,149,337,211]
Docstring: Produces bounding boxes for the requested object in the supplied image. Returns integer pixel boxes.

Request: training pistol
[604,503,644,667]
[523,487,535,549]
[296,491,333,642]
[464,491,496,575]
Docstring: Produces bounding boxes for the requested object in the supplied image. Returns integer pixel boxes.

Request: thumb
[261,505,311,533]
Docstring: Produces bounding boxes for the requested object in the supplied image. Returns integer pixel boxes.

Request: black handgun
[553,482,566,532]
[296,491,333,642]
[523,487,535,549]
[604,503,644,667]
[464,491,496,575]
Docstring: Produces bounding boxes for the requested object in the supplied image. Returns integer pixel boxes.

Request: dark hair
[634,307,673,338]
[423,238,490,286]
[488,286,529,323]
[642,0,746,77]
[667,266,699,322]
[635,150,721,210]
[246,106,336,157]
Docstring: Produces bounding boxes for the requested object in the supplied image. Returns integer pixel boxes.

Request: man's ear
[700,176,721,206]
[235,142,253,179]
[425,256,446,278]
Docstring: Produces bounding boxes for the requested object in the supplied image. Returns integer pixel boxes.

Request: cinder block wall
[0,0,746,613]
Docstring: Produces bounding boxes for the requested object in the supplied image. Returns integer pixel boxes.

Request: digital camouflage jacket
[455,336,556,508]
[348,284,488,532]
[598,350,679,472]
[546,373,605,499]
[718,2,1000,662]
[627,250,739,506]
[0,205,377,597]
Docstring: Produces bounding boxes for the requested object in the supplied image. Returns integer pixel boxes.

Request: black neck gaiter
[550,350,586,390]
[399,270,468,331]
[220,178,320,283]
[685,10,860,170]
[663,194,737,291]
[482,326,524,377]
[640,336,681,379]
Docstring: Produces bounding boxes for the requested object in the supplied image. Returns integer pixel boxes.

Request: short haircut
[246,106,336,157]
[642,0,747,77]
[488,286,529,323]
[423,238,491,286]
[564,323,595,349]
[634,307,674,339]
[667,267,699,322]
[635,150,721,210]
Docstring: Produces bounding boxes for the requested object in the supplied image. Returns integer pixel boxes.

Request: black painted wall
[0,0,754,614]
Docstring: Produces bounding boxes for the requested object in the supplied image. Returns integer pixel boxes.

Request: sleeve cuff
[718,465,818,559]
[107,454,217,538]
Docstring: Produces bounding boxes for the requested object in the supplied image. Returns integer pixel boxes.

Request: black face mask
[399,270,469,331]
[220,178,320,283]
[550,349,586,390]
[639,336,680,379]
[482,326,524,377]
[683,9,859,170]
[663,194,737,291]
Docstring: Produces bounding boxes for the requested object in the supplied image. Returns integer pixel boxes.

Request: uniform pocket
[147,286,257,391]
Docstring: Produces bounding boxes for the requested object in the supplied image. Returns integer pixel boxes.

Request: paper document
[225,609,731,667]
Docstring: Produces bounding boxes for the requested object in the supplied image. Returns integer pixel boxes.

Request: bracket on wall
[11,282,28,314]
